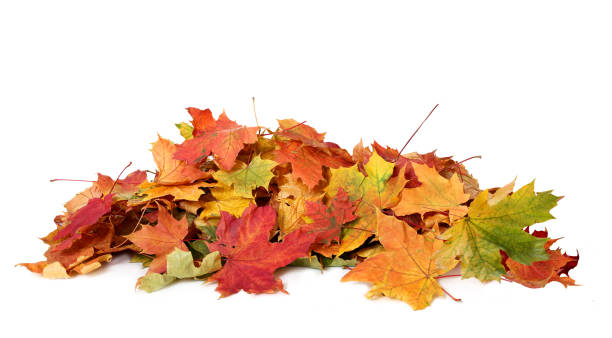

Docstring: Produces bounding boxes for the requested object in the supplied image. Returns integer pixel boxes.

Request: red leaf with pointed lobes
[189,107,216,132]
[301,188,357,244]
[273,140,353,189]
[174,108,258,170]
[53,194,114,250]
[64,170,146,213]
[207,204,316,297]
[502,229,579,288]
[96,170,147,194]
[125,205,189,273]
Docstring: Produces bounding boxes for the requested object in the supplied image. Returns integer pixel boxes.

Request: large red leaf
[174,107,258,171]
[207,204,315,297]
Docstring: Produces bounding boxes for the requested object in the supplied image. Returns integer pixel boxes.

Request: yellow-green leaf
[324,151,406,255]
[436,181,559,281]
[213,155,277,198]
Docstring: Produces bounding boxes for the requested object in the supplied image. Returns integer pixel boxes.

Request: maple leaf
[275,118,326,147]
[199,183,253,218]
[53,194,114,250]
[165,248,222,279]
[174,108,259,170]
[64,170,146,213]
[342,210,458,310]
[352,139,372,164]
[276,173,323,236]
[20,220,117,278]
[48,221,114,263]
[136,181,214,202]
[273,140,353,189]
[207,204,315,297]
[323,150,407,255]
[503,229,579,288]
[393,163,470,222]
[212,155,277,198]
[272,120,352,189]
[151,135,210,185]
[175,122,194,140]
[436,181,560,281]
[372,142,480,196]
[125,205,189,273]
[138,249,222,292]
[301,188,357,244]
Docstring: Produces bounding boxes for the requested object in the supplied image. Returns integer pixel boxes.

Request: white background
[1,1,608,337]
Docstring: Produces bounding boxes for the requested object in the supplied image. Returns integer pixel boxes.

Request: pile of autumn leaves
[21,107,578,310]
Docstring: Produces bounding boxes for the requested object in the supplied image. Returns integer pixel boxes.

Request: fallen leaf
[325,150,407,255]
[393,163,469,222]
[436,181,560,281]
[213,155,277,198]
[342,210,457,310]
[503,229,578,288]
[207,204,315,297]
[125,205,189,273]
[151,135,210,185]
[174,108,259,170]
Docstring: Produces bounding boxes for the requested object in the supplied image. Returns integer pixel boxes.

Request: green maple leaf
[436,181,560,281]
[138,249,222,292]
[213,155,278,198]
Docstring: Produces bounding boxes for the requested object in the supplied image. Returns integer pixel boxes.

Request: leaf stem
[434,274,462,279]
[49,178,96,183]
[440,285,462,302]
[106,161,133,196]
[396,104,439,160]
[252,97,261,136]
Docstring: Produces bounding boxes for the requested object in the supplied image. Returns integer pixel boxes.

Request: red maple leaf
[274,140,353,189]
[173,107,258,171]
[371,141,457,188]
[53,194,114,251]
[207,204,315,297]
[301,188,357,244]
[125,205,189,273]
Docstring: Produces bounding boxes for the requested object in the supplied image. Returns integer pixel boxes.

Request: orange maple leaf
[207,204,315,297]
[342,210,458,310]
[152,135,210,185]
[174,107,259,171]
[125,205,189,273]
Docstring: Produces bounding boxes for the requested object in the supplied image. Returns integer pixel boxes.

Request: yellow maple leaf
[137,181,214,202]
[276,174,323,236]
[199,183,253,218]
